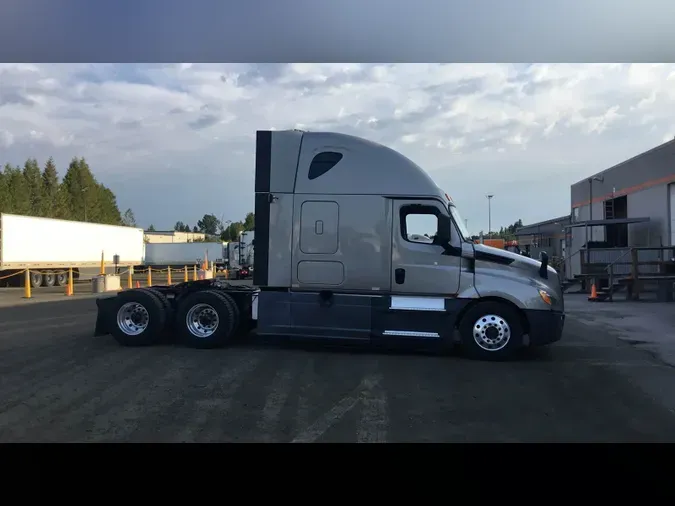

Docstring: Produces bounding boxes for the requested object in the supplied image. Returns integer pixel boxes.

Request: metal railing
[577,246,675,301]
[604,248,632,301]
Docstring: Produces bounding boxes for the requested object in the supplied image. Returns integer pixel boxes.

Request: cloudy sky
[1,63,674,233]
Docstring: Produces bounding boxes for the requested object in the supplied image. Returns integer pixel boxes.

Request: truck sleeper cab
[94,129,564,361]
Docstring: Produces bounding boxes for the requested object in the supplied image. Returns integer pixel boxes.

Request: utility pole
[82,186,88,222]
[486,194,494,238]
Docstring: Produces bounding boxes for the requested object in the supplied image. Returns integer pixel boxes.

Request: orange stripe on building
[572,173,675,209]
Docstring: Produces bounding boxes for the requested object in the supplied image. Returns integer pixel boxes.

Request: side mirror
[436,214,452,245]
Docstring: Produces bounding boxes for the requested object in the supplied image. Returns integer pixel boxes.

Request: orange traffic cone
[136,281,141,288]
[588,282,599,301]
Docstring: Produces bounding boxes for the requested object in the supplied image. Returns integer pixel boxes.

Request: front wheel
[458,301,524,361]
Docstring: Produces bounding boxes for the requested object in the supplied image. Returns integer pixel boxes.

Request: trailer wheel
[175,290,237,349]
[458,301,524,361]
[30,271,43,288]
[55,272,68,286]
[110,289,167,347]
[42,271,56,287]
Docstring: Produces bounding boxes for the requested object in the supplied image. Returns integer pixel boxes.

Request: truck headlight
[538,289,552,305]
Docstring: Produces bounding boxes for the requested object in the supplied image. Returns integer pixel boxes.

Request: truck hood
[474,243,541,267]
[473,242,558,277]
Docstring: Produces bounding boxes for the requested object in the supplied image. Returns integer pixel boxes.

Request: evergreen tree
[23,158,44,216]
[94,185,123,225]
[0,167,8,214]
[61,158,94,221]
[5,164,30,214]
[41,157,63,218]
[122,208,137,227]
[60,157,122,224]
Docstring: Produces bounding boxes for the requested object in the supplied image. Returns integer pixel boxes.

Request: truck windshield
[449,204,469,241]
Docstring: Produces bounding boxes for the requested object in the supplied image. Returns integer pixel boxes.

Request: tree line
[146,212,255,242]
[0,157,134,226]
[470,219,524,242]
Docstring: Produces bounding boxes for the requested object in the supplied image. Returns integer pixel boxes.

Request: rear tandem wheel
[175,290,239,349]
[109,289,168,347]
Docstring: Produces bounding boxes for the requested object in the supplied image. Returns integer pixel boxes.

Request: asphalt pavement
[1,291,675,443]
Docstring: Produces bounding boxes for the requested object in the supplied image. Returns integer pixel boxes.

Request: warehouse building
[568,138,675,279]
[515,215,570,261]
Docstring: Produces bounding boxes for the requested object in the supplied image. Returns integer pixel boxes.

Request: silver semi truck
[94,129,564,361]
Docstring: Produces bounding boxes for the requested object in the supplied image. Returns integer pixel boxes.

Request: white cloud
[0,63,674,232]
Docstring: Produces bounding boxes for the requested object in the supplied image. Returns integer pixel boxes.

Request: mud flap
[94,296,116,336]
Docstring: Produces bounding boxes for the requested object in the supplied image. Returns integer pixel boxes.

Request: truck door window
[401,206,440,244]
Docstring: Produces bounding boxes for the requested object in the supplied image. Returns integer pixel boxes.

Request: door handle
[395,268,405,284]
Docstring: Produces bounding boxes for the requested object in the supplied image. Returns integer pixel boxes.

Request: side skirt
[255,290,469,352]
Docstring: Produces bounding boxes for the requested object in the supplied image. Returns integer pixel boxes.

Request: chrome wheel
[186,303,220,338]
[117,302,150,336]
[472,314,511,352]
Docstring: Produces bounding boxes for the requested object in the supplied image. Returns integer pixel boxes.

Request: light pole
[486,194,494,238]
[81,186,88,222]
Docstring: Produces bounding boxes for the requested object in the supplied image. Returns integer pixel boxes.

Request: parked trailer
[0,213,144,288]
[141,242,227,270]
[95,130,565,361]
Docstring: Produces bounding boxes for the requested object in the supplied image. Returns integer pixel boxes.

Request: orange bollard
[193,265,197,281]
[100,250,105,275]
[65,267,73,296]
[23,269,32,299]
[167,266,172,284]
[184,265,188,282]
[147,266,152,287]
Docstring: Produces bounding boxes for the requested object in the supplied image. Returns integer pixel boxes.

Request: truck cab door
[390,199,461,296]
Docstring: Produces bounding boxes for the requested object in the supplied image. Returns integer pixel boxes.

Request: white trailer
[0,213,145,288]
[141,242,227,269]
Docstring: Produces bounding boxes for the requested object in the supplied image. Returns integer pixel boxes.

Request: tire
[55,272,68,286]
[30,271,43,288]
[220,292,240,329]
[175,290,237,349]
[137,287,172,315]
[109,289,167,347]
[137,287,174,332]
[42,271,56,287]
[458,301,524,361]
